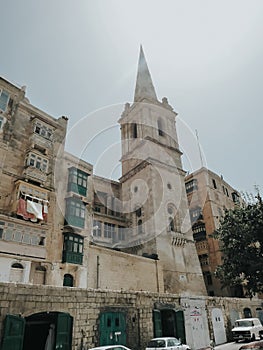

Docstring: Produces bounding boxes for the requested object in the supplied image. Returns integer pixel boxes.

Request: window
[157,119,164,136]
[135,207,142,217]
[232,192,240,203]
[62,232,84,264]
[0,90,9,111]
[65,198,86,228]
[63,274,74,287]
[190,207,203,223]
[104,223,115,238]
[185,179,198,193]
[118,226,126,240]
[212,179,217,189]
[168,217,175,232]
[34,121,53,140]
[132,123,138,138]
[93,220,102,237]
[26,152,48,173]
[68,167,88,196]
[192,223,206,241]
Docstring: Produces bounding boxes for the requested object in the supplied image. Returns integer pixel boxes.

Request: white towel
[27,200,43,220]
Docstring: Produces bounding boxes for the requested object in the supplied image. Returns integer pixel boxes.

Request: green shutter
[1,314,25,350]
[55,313,73,350]
[175,310,186,344]
[99,312,126,346]
[153,309,162,337]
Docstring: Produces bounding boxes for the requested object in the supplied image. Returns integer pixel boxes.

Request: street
[215,341,259,350]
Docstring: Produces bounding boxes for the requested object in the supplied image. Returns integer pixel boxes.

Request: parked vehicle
[260,330,263,340]
[239,340,263,350]
[146,337,191,350]
[232,318,263,342]
[89,346,132,350]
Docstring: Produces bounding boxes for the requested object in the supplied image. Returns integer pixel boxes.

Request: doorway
[1,312,73,350]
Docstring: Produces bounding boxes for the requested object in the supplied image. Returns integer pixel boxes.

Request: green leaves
[215,193,263,298]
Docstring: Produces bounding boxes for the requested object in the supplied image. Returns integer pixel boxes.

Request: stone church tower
[119,46,207,295]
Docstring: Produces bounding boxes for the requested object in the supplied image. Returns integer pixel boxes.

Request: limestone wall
[88,244,164,292]
[0,283,261,350]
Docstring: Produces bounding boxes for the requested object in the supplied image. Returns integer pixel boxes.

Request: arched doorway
[1,312,73,350]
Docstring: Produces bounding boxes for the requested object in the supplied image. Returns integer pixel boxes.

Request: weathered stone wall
[88,244,164,292]
[0,283,262,350]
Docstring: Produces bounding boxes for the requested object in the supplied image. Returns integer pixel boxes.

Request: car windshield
[147,340,166,348]
[235,320,254,327]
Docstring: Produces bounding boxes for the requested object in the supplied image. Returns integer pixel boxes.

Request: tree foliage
[215,193,263,298]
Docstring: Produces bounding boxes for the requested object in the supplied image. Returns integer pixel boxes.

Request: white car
[232,318,263,342]
[146,337,191,350]
[89,346,132,350]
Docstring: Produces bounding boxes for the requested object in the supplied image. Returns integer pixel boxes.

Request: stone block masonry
[0,282,261,350]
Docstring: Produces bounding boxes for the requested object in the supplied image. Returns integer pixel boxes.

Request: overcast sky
[1,0,263,194]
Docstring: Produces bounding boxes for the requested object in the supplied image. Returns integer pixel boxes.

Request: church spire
[134,45,158,102]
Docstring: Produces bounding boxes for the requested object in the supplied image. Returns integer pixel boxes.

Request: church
[1,47,260,350]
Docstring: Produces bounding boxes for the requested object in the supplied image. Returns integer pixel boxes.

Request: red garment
[17,198,35,220]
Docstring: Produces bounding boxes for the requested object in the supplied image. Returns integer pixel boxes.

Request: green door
[153,310,163,337]
[1,315,25,350]
[99,312,126,346]
[175,310,186,344]
[55,313,73,350]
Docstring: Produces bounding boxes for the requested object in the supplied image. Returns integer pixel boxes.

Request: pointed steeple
[134,46,158,102]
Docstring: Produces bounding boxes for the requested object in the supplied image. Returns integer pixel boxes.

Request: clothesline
[20,191,49,204]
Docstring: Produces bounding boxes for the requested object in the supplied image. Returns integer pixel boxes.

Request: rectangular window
[26,152,49,173]
[118,226,125,241]
[68,167,88,196]
[34,121,53,140]
[212,179,217,189]
[62,233,83,264]
[190,207,203,223]
[93,220,102,237]
[65,198,86,228]
[0,90,9,111]
[104,223,115,238]
[192,223,206,241]
[185,179,198,193]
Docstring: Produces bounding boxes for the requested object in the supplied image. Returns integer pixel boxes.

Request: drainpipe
[96,256,100,289]
[155,260,160,292]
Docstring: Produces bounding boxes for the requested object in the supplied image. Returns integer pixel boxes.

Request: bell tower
[119,47,207,295]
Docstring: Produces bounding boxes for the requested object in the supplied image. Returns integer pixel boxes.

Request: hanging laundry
[17,198,35,220]
[26,199,43,220]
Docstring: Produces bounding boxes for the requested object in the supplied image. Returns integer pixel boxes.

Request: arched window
[157,119,164,136]
[11,263,24,269]
[168,217,175,232]
[63,274,74,287]
[132,123,138,138]
[243,307,252,318]
[10,262,24,283]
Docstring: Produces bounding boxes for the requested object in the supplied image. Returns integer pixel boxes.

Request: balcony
[62,251,83,265]
[23,166,47,184]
